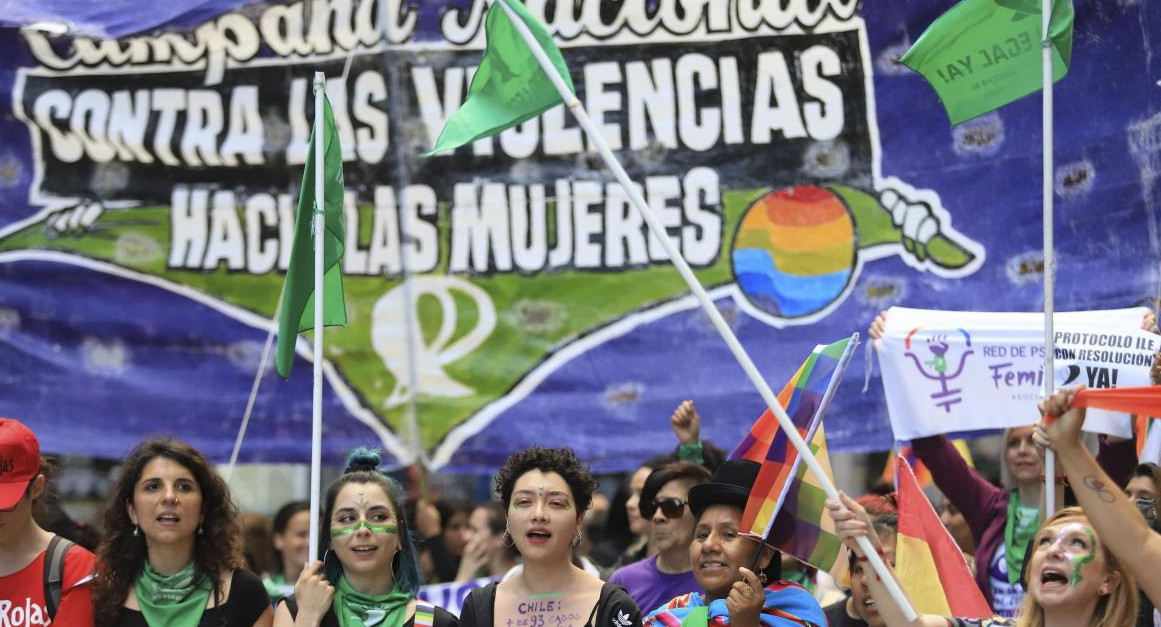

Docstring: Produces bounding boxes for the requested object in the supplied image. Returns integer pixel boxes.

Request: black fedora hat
[688,458,761,518]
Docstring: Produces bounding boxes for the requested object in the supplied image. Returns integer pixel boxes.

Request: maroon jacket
[911,434,1135,609]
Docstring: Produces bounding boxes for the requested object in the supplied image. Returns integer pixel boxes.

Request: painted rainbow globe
[731,185,856,318]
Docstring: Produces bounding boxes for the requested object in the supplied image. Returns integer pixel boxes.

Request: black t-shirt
[114,569,270,626]
[822,597,867,627]
[282,593,458,627]
[459,582,641,627]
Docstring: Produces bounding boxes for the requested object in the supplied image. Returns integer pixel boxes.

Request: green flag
[426,0,575,154]
[900,0,1073,125]
[275,95,347,378]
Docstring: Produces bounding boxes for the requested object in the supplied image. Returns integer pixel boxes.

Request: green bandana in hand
[334,576,412,627]
[1005,492,1040,584]
[134,561,213,627]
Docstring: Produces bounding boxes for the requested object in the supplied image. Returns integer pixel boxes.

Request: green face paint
[330,520,398,537]
[1068,526,1097,587]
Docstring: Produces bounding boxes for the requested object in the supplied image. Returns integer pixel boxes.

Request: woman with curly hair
[274,448,458,627]
[459,446,641,627]
[93,438,273,626]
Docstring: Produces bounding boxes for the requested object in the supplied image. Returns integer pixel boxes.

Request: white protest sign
[877,307,1157,440]
[1143,423,1161,465]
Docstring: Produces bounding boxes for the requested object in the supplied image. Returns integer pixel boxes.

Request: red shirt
[0,544,95,626]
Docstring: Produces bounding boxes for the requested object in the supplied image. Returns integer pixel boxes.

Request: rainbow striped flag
[731,335,856,577]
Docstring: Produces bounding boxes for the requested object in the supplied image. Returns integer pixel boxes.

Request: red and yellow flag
[895,457,991,618]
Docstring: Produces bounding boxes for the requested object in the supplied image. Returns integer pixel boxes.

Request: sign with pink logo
[876,307,1159,441]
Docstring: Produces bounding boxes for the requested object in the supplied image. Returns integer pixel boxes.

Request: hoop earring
[502,529,514,547]
[391,549,401,580]
[132,525,139,537]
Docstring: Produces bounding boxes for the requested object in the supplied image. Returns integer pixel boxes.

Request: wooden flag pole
[224,289,284,482]
[493,0,915,619]
[309,70,326,563]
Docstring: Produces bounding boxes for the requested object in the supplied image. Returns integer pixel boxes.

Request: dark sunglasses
[641,497,688,520]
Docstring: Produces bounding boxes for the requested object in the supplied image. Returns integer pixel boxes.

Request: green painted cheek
[330,521,398,537]
[1068,528,1097,587]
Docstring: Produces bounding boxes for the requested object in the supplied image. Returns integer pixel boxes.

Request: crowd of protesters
[4,316,1161,627]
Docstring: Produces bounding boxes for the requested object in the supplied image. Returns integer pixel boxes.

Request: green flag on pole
[899,0,1073,125]
[275,95,347,378]
[426,0,575,154]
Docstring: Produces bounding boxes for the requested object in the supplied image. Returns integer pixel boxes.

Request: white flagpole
[223,290,284,482]
[492,1,915,618]
[309,70,326,563]
[1042,1,1057,515]
[377,0,430,493]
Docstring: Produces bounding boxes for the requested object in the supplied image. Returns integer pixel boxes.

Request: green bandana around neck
[1005,493,1040,584]
[333,575,412,627]
[134,561,213,627]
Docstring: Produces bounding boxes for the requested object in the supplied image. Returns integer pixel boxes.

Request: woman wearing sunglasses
[610,462,711,614]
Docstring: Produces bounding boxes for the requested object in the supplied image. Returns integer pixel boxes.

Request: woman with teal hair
[273,449,458,627]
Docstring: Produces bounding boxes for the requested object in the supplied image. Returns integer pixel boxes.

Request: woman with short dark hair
[459,446,641,627]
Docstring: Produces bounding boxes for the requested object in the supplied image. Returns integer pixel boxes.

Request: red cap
[0,419,40,509]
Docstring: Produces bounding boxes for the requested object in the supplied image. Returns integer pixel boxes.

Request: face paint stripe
[330,520,398,537]
[1069,526,1097,586]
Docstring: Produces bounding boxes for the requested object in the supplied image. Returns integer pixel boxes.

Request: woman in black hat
[641,459,826,627]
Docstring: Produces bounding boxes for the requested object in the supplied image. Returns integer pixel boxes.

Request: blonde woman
[826,493,1137,627]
